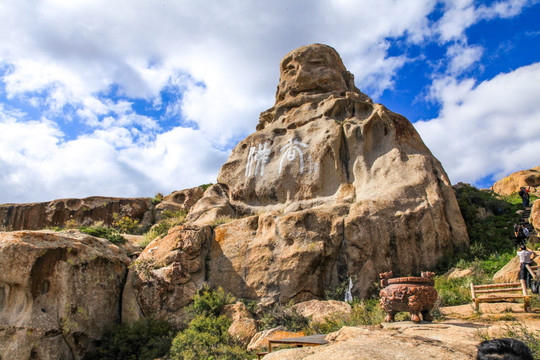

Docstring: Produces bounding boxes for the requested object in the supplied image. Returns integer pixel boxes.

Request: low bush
[152,192,164,205]
[258,302,310,332]
[190,285,236,318]
[324,278,351,301]
[83,317,174,360]
[141,210,187,247]
[199,183,213,191]
[79,225,126,244]
[112,214,140,234]
[169,285,249,360]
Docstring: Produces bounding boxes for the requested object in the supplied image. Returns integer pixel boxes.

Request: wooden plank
[526,264,537,280]
[476,295,528,302]
[475,288,522,293]
[470,283,476,300]
[474,282,521,289]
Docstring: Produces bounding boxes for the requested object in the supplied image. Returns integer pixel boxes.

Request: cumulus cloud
[0,0,537,202]
[0,105,228,203]
[446,43,484,75]
[435,0,533,42]
[415,62,540,185]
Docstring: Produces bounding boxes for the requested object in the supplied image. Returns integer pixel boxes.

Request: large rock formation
[0,196,152,231]
[531,200,540,233]
[492,166,540,196]
[0,187,207,233]
[0,230,130,360]
[123,44,468,321]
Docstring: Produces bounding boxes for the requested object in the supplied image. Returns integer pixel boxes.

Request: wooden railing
[470,282,531,312]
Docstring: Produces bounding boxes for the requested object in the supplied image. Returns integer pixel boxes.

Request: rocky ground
[260,302,540,360]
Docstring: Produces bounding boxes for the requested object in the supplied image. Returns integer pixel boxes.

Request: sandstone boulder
[492,166,540,197]
[445,267,473,279]
[292,300,351,324]
[493,252,539,283]
[222,302,258,346]
[154,187,205,222]
[0,230,129,360]
[121,224,212,326]
[186,183,236,226]
[0,196,152,231]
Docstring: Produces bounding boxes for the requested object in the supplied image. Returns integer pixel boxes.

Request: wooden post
[470,283,478,311]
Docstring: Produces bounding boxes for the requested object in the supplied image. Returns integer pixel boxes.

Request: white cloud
[0,105,228,203]
[415,62,540,185]
[435,0,534,42]
[446,43,484,75]
[0,0,537,202]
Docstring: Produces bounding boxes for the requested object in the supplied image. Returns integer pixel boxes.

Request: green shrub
[324,278,351,301]
[142,210,187,247]
[152,192,164,205]
[169,285,248,360]
[112,215,140,234]
[258,302,310,332]
[199,183,213,191]
[436,185,520,275]
[83,317,174,360]
[79,226,126,244]
[435,275,476,306]
[190,284,236,317]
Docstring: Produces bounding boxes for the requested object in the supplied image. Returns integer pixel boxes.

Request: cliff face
[0,196,152,231]
[122,44,469,321]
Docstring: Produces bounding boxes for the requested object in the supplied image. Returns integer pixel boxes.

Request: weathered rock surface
[492,166,540,196]
[191,44,467,302]
[154,187,205,222]
[0,196,152,231]
[121,224,212,327]
[493,251,539,283]
[222,302,258,346]
[261,322,480,359]
[125,43,469,321]
[292,299,351,324]
[0,230,129,360]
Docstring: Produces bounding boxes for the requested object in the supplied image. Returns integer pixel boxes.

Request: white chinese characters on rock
[245,142,271,177]
[244,138,318,178]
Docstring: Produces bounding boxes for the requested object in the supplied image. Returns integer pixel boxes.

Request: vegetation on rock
[79,225,126,244]
[435,184,525,306]
[141,209,187,247]
[169,285,249,360]
[82,317,174,360]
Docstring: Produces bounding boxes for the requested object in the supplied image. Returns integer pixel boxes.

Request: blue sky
[1,0,539,203]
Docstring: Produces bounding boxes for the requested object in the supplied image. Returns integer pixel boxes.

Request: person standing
[519,186,530,208]
[517,245,536,294]
[514,224,527,247]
